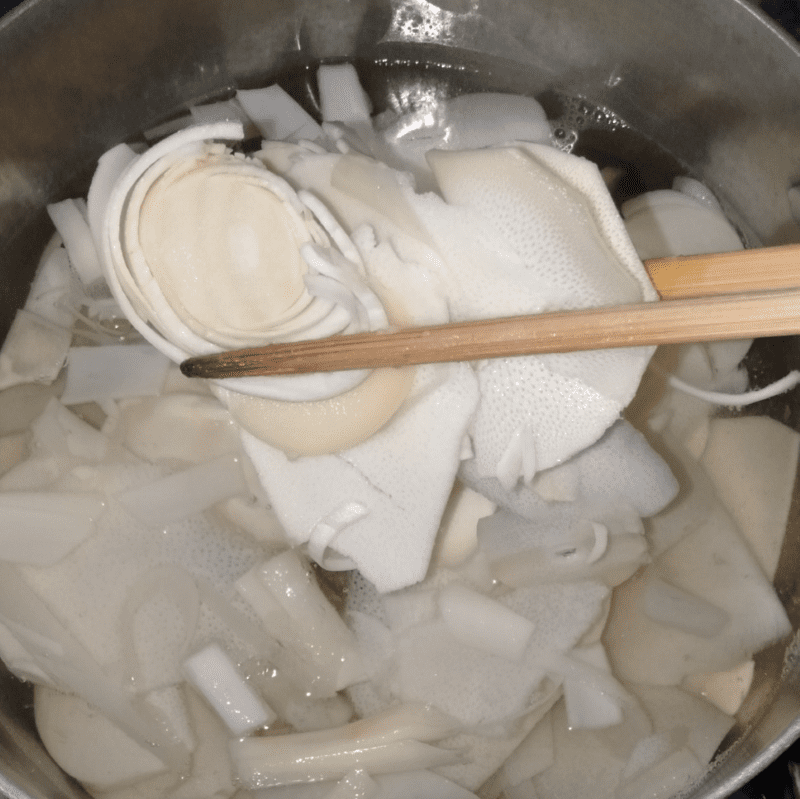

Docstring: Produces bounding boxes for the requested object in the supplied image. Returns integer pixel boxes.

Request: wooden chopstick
[180,244,800,379]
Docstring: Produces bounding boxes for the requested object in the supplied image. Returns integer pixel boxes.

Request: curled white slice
[97,121,389,403]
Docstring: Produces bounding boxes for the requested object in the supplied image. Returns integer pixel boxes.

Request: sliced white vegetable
[500,711,554,788]
[116,392,240,465]
[235,550,366,691]
[643,577,729,639]
[616,747,702,799]
[182,642,276,735]
[59,344,171,405]
[234,738,460,790]
[237,85,323,141]
[700,416,800,580]
[605,496,791,685]
[533,699,628,799]
[622,189,743,262]
[47,198,104,286]
[438,583,535,662]
[682,659,755,716]
[24,244,75,328]
[0,491,104,566]
[625,682,734,767]
[87,143,138,254]
[230,704,459,788]
[190,99,250,126]
[323,770,379,799]
[431,483,495,569]
[0,563,186,767]
[115,454,248,526]
[0,309,71,391]
[31,397,109,462]
[0,620,54,685]
[246,661,354,732]
[318,64,372,124]
[34,685,168,790]
[0,432,28,477]
[559,644,624,729]
[374,770,480,799]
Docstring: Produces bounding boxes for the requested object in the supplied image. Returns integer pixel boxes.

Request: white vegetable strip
[236,86,323,142]
[182,642,276,735]
[438,584,535,662]
[317,64,373,125]
[115,454,249,526]
[0,492,104,566]
[233,738,461,789]
[235,550,366,691]
[666,370,800,407]
[86,143,138,254]
[0,309,71,391]
[59,343,171,405]
[323,770,379,799]
[0,563,189,770]
[47,198,104,286]
[643,577,730,639]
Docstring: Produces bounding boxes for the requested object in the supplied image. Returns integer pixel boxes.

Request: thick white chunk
[34,686,168,790]
[700,416,800,580]
[182,642,276,735]
[0,310,71,391]
[0,491,105,566]
[60,344,171,405]
[115,454,249,526]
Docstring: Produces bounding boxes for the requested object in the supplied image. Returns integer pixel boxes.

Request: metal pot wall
[1,1,800,797]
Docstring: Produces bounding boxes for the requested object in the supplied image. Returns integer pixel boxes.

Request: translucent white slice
[700,416,800,580]
[643,577,730,639]
[615,748,702,799]
[621,189,743,261]
[318,64,372,124]
[235,550,367,692]
[604,500,791,684]
[24,244,75,328]
[34,685,168,790]
[0,432,29,477]
[560,643,623,729]
[533,699,627,799]
[625,682,735,766]
[168,686,237,799]
[500,709,554,788]
[431,483,496,569]
[375,770,480,799]
[182,642,276,735]
[438,584,535,662]
[47,198,104,286]
[0,492,105,566]
[115,454,248,526]
[0,309,71,391]
[0,620,54,685]
[60,344,171,405]
[236,85,323,141]
[230,704,460,788]
[682,659,755,716]
[116,393,240,465]
[321,770,379,799]
[240,362,479,592]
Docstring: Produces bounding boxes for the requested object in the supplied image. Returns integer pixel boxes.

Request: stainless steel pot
[2,1,800,797]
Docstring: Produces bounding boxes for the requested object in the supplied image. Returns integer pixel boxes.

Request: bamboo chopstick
[180,244,800,379]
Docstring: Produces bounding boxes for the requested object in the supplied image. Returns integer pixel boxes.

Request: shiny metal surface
[1,1,800,797]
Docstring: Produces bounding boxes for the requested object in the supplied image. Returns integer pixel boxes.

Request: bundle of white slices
[0,62,796,799]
